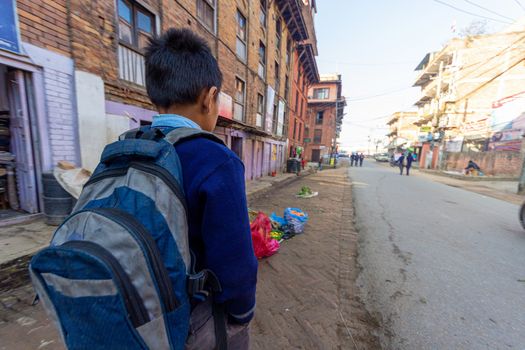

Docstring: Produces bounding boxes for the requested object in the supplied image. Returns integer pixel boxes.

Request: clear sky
[314,0,523,153]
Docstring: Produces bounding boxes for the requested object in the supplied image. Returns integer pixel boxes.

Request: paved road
[350,162,525,350]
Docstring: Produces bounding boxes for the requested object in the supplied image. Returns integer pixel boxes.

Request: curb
[0,171,314,293]
[247,170,313,204]
[0,253,34,293]
[418,169,518,182]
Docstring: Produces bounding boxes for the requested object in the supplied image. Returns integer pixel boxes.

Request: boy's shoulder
[174,136,242,176]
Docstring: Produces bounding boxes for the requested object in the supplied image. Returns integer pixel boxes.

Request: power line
[461,0,515,21]
[345,87,414,102]
[431,0,513,24]
[513,0,525,12]
[317,59,414,67]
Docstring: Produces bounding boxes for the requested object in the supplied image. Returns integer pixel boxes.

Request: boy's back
[174,136,257,320]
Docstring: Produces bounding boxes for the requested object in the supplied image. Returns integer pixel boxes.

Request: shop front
[0,2,79,223]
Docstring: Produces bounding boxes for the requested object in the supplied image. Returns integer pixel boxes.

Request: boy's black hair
[145,28,222,108]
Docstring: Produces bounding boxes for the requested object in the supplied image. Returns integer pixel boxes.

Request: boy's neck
[158,105,204,128]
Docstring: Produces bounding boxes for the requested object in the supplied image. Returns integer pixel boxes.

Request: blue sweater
[174,137,258,324]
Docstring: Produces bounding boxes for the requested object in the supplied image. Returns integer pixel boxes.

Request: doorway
[311,149,321,162]
[0,65,39,219]
[231,136,243,160]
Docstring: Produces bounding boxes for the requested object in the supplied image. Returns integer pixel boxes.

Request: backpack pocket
[30,241,148,350]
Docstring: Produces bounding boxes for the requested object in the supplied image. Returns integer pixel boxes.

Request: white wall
[106,113,131,144]
[75,71,106,171]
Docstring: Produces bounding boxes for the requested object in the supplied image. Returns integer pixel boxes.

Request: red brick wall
[444,151,523,177]
[288,50,309,156]
[16,0,296,130]
[16,0,71,56]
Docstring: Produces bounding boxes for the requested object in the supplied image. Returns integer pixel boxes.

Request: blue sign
[0,0,21,54]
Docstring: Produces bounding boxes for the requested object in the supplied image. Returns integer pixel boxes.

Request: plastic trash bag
[284,207,309,234]
[250,212,280,259]
[269,212,287,228]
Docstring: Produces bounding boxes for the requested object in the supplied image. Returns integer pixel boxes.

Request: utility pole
[367,135,371,156]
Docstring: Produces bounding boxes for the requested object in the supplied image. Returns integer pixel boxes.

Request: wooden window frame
[234,76,246,121]
[117,0,156,53]
[196,0,216,33]
[236,10,247,62]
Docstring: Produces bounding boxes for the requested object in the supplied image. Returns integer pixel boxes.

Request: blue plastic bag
[270,212,287,228]
[284,208,309,234]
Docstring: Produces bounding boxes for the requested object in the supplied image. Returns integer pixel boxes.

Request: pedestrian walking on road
[398,154,405,175]
[350,152,354,167]
[406,151,414,175]
[359,153,365,167]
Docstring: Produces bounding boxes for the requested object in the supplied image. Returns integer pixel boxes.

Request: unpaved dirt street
[250,168,380,349]
[0,167,380,349]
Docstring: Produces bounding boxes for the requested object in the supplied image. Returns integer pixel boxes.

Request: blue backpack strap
[164,127,225,146]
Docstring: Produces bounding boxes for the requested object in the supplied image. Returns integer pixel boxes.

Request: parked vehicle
[374,153,390,162]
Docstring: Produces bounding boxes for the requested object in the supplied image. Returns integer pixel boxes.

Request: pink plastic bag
[250,212,280,259]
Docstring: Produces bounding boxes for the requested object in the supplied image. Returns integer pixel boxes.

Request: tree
[459,20,488,38]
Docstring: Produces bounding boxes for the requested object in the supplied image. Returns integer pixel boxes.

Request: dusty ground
[0,167,381,349]
[249,167,381,349]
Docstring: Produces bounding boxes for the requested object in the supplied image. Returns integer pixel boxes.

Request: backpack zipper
[86,207,180,313]
[83,162,187,214]
[60,240,149,328]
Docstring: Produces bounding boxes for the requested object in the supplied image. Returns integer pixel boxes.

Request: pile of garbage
[296,186,318,199]
[249,207,309,259]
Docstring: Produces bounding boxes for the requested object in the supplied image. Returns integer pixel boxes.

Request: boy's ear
[202,86,219,114]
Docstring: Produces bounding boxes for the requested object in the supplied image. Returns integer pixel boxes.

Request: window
[296,67,301,84]
[295,92,299,112]
[314,129,322,144]
[118,0,155,50]
[284,75,289,100]
[236,10,247,62]
[234,78,245,121]
[292,118,297,139]
[275,18,282,52]
[275,62,280,92]
[300,98,304,117]
[316,111,324,125]
[286,38,292,66]
[298,123,302,141]
[314,88,330,99]
[272,104,278,134]
[117,0,155,86]
[197,0,215,32]
[258,41,266,78]
[304,127,309,138]
[256,93,264,127]
[259,0,267,27]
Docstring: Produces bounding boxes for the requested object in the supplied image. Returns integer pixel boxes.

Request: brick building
[287,2,319,159]
[67,0,317,178]
[304,74,345,162]
[0,0,320,220]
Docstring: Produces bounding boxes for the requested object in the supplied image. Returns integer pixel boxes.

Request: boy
[145,28,257,349]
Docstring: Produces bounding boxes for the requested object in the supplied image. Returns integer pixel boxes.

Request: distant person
[398,153,405,175]
[406,151,414,175]
[318,157,323,171]
[359,153,364,167]
[464,160,481,175]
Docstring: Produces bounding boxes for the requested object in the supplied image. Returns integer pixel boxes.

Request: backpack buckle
[187,269,222,299]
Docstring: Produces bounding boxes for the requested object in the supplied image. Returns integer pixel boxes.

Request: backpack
[29,127,225,350]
